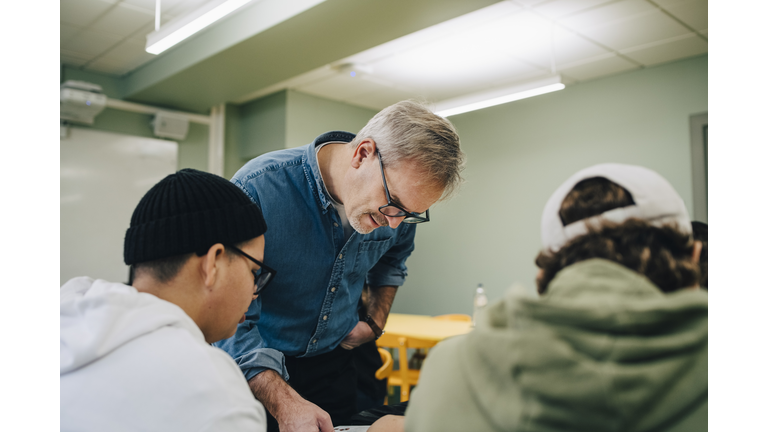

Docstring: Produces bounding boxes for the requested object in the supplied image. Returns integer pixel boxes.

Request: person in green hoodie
[369,163,707,432]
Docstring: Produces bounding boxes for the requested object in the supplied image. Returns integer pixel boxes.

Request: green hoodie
[405,259,707,432]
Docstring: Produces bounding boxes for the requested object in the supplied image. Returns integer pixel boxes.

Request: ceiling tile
[60,0,116,27]
[61,49,93,67]
[163,0,210,18]
[654,0,707,31]
[90,2,154,37]
[620,33,707,66]
[369,28,544,98]
[127,23,155,47]
[121,0,194,14]
[120,0,157,11]
[61,57,89,68]
[559,53,639,81]
[61,23,82,45]
[559,0,655,32]
[86,57,132,75]
[549,28,611,68]
[343,1,522,66]
[535,0,617,19]
[474,12,609,69]
[578,9,690,50]
[64,29,123,57]
[97,38,155,70]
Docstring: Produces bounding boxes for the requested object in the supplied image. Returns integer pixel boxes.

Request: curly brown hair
[535,177,699,294]
[692,221,707,289]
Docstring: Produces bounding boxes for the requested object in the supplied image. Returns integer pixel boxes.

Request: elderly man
[215,100,465,431]
[371,163,708,432]
[61,169,272,431]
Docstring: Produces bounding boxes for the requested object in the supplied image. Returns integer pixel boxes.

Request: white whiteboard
[61,127,178,286]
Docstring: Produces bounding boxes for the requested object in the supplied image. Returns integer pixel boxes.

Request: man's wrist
[249,370,298,422]
[363,314,384,339]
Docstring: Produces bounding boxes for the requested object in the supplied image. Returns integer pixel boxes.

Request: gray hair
[350,100,466,201]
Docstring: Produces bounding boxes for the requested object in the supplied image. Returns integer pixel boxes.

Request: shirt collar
[305,131,356,211]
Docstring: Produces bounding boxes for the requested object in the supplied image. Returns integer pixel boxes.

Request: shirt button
[333,223,339,227]
[338,253,343,259]
[313,339,318,344]
[331,287,336,292]
[323,315,328,320]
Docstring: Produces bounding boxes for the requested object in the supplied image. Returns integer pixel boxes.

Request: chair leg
[398,338,410,402]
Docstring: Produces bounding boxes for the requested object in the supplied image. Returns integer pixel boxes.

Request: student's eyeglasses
[376,150,430,224]
[226,245,277,295]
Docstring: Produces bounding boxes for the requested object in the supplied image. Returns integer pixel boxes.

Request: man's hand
[248,370,334,432]
[339,321,375,350]
[274,397,333,432]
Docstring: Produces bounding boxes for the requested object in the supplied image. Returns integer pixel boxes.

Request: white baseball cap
[541,163,692,252]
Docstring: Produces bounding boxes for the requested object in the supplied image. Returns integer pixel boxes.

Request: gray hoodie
[60,277,266,432]
[405,259,707,432]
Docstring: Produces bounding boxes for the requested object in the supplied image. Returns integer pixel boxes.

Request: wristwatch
[363,314,385,339]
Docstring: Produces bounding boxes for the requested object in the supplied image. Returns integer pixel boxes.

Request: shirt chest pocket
[352,237,394,276]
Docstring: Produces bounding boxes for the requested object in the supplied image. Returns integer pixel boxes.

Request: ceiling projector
[60,80,107,125]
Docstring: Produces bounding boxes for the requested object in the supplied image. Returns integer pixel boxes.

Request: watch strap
[364,314,384,339]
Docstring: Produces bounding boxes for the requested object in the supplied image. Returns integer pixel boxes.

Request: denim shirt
[214,131,417,382]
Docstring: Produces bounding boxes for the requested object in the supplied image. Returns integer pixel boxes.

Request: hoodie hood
[60,277,203,374]
[460,259,708,432]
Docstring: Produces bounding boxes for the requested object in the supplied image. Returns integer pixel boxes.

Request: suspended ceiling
[60,0,707,113]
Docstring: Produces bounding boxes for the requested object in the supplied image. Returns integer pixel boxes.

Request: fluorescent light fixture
[146,0,253,55]
[434,76,565,117]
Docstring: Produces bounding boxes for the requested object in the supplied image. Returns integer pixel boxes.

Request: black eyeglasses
[226,245,277,295]
[376,150,430,224]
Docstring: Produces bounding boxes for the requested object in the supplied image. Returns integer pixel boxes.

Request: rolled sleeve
[367,225,416,287]
[234,348,290,382]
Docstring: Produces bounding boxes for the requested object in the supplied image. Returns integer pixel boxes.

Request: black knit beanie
[124,168,267,265]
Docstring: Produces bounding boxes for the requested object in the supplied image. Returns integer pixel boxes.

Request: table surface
[379,313,473,343]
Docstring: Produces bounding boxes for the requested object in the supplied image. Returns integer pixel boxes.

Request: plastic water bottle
[472,284,488,327]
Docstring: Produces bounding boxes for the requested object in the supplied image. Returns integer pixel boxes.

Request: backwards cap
[541,163,691,252]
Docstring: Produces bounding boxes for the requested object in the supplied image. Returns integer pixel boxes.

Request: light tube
[435,83,565,117]
[146,0,252,55]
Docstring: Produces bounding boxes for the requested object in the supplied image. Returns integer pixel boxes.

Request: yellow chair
[376,313,473,402]
[375,348,393,380]
[375,348,394,405]
[378,336,433,402]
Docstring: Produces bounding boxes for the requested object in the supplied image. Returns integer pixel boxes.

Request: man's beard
[349,211,388,234]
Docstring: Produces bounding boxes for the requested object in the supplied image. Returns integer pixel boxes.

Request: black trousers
[266,346,358,432]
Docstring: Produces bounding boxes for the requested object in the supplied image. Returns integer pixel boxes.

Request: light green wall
[224,103,248,179]
[61,66,209,172]
[286,90,377,147]
[393,55,708,316]
[237,91,288,159]
[235,89,376,158]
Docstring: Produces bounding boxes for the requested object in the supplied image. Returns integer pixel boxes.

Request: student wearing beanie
[61,169,273,432]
